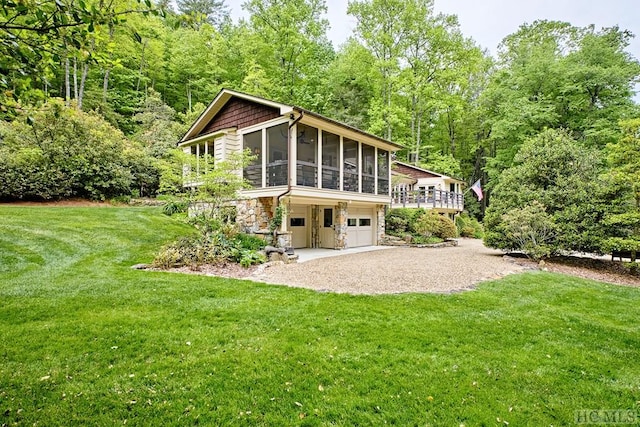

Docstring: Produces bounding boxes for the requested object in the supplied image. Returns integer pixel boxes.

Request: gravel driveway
[251,239,526,294]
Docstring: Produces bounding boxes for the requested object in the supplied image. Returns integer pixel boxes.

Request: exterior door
[320,207,335,249]
[289,205,308,248]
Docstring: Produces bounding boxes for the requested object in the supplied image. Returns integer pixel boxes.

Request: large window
[322,131,340,189]
[362,144,375,194]
[267,123,288,186]
[243,130,262,187]
[377,149,389,194]
[296,123,318,187]
[343,138,359,192]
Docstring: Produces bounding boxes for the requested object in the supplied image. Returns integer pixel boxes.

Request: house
[391,161,465,218]
[178,89,402,249]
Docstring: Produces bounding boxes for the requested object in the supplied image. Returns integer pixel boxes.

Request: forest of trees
[1,0,639,257]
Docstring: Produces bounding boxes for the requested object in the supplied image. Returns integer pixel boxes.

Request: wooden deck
[391,189,464,211]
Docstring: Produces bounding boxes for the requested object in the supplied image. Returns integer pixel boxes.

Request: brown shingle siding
[199,97,280,136]
[393,163,439,179]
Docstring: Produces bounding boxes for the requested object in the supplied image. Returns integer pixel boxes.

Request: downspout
[274,111,304,244]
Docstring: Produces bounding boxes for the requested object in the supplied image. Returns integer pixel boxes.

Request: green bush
[162,200,189,216]
[455,213,484,238]
[415,211,457,239]
[153,224,267,269]
[385,208,426,235]
[0,99,157,200]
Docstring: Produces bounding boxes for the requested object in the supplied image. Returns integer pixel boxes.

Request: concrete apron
[294,246,394,263]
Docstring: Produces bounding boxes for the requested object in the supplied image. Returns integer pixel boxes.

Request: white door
[289,205,308,248]
[320,207,335,249]
[347,208,374,247]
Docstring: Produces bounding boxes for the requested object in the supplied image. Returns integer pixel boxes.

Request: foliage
[0,99,147,200]
[499,201,558,260]
[153,225,266,268]
[603,119,640,261]
[484,129,614,257]
[414,210,457,239]
[385,207,426,235]
[162,199,189,216]
[4,206,640,425]
[455,213,484,238]
[481,21,640,183]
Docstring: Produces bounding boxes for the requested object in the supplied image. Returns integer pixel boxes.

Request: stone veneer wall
[334,202,348,249]
[236,197,274,233]
[376,204,386,244]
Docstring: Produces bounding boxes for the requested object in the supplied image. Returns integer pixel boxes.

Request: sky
[227,0,640,59]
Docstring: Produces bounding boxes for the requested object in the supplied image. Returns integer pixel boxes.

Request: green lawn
[1,206,639,426]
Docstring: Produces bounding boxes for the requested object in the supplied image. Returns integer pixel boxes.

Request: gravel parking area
[250,239,527,294]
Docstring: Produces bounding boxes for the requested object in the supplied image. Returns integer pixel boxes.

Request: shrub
[162,200,189,216]
[455,213,484,238]
[385,208,426,235]
[0,99,154,201]
[153,225,267,269]
[492,201,558,260]
[415,211,457,239]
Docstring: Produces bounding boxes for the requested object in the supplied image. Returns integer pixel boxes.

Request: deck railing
[391,189,464,210]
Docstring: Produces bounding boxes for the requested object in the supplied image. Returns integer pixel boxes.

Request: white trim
[237,116,289,136]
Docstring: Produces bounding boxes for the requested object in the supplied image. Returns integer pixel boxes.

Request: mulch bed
[505,253,640,288]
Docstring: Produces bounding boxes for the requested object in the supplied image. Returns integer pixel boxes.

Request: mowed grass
[1,206,639,426]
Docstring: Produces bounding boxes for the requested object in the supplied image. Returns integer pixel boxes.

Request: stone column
[334,202,348,249]
[376,204,386,245]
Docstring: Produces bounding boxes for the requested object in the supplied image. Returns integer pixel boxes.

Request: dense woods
[1,0,639,257]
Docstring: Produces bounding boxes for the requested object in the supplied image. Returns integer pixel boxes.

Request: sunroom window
[296,123,318,187]
[377,149,389,194]
[322,131,340,190]
[343,138,359,192]
[267,123,288,186]
[243,130,262,187]
[362,144,375,194]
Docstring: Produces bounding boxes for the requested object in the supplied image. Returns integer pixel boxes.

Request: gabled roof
[180,88,403,150]
[392,161,465,184]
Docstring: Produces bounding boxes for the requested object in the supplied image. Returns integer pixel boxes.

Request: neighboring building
[391,161,465,218]
[179,89,402,249]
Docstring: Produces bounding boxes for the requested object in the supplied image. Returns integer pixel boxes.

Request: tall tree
[176,0,230,29]
[243,0,332,106]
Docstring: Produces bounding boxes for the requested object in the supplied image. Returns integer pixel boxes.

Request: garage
[347,207,374,247]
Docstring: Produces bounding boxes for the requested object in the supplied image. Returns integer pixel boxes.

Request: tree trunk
[78,62,88,110]
[73,57,78,101]
[103,68,111,103]
[64,56,71,107]
[136,40,147,93]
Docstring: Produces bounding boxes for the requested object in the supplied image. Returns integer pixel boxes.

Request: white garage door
[347,208,374,247]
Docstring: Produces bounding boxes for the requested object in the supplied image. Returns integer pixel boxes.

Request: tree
[480,21,640,183]
[243,0,333,106]
[176,0,229,29]
[484,129,614,258]
[0,0,159,115]
[603,118,640,262]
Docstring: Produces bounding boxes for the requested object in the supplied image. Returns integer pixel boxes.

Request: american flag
[471,179,483,201]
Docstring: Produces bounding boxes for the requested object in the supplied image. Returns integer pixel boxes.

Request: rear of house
[179,89,402,249]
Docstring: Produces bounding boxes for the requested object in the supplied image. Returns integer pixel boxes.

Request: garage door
[347,208,374,247]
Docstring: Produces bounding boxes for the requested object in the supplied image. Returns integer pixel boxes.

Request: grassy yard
[1,206,639,426]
